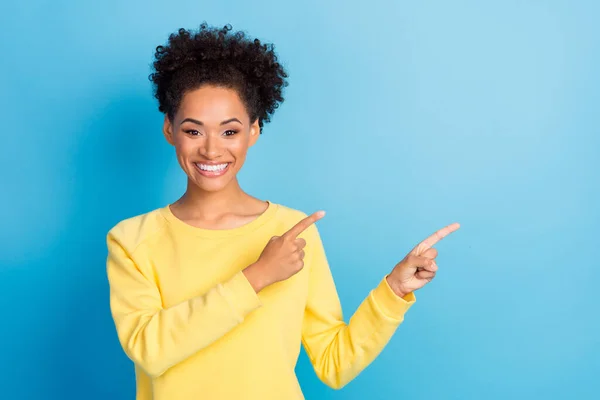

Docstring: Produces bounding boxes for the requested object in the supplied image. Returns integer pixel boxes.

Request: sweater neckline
[159,200,279,238]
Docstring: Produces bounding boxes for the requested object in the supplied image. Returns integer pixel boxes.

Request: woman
[106,23,459,400]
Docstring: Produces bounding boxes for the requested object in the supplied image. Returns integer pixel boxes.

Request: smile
[194,162,231,177]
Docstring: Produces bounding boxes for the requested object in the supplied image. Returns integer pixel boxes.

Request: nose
[199,135,221,159]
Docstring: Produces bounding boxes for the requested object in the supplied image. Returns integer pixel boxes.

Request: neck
[175,177,249,219]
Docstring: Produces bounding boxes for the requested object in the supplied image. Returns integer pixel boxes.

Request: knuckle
[410,255,423,265]
[283,235,294,243]
[291,261,303,272]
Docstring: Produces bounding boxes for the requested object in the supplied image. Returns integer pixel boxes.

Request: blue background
[1,1,599,399]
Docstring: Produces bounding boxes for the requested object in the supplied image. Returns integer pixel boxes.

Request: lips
[194,162,231,178]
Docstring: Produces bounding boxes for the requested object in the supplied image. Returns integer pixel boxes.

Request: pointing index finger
[284,211,326,239]
[411,222,460,254]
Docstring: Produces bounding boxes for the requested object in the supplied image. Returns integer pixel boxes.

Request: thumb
[422,247,438,259]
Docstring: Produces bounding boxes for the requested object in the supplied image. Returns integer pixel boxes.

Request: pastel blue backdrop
[1,1,598,399]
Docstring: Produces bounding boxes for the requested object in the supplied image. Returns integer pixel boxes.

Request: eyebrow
[180,117,243,126]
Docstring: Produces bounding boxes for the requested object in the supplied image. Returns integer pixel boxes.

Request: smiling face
[163,85,260,193]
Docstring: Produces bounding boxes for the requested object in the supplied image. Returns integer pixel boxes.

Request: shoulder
[273,202,310,221]
[106,206,168,254]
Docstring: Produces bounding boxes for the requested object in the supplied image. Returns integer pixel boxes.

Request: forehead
[177,85,248,123]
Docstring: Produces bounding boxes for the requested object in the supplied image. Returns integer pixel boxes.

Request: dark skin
[163,84,460,296]
[162,84,268,230]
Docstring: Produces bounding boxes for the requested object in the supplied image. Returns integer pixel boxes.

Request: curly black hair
[148,23,289,131]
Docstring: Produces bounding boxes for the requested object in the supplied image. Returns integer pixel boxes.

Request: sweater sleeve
[106,230,262,378]
[300,225,416,389]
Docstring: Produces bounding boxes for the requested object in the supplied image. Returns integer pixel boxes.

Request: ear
[163,115,175,145]
[248,118,261,147]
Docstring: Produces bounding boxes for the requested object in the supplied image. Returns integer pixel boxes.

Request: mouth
[194,162,232,178]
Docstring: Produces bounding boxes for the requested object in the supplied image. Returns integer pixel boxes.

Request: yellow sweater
[106,200,416,399]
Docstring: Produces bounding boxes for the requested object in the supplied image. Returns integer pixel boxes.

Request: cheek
[229,137,250,158]
[174,137,195,155]
[172,140,196,169]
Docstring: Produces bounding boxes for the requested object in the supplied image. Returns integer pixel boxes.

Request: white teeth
[197,163,228,172]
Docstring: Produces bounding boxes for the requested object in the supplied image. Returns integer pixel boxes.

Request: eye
[223,130,239,137]
[184,129,201,136]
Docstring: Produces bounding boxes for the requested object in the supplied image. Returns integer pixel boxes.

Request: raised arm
[300,225,416,389]
[301,222,460,389]
[106,231,261,378]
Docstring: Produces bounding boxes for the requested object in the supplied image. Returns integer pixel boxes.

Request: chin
[189,174,236,193]
[198,182,229,192]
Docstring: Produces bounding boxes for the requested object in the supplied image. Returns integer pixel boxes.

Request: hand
[243,211,326,292]
[386,222,460,297]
